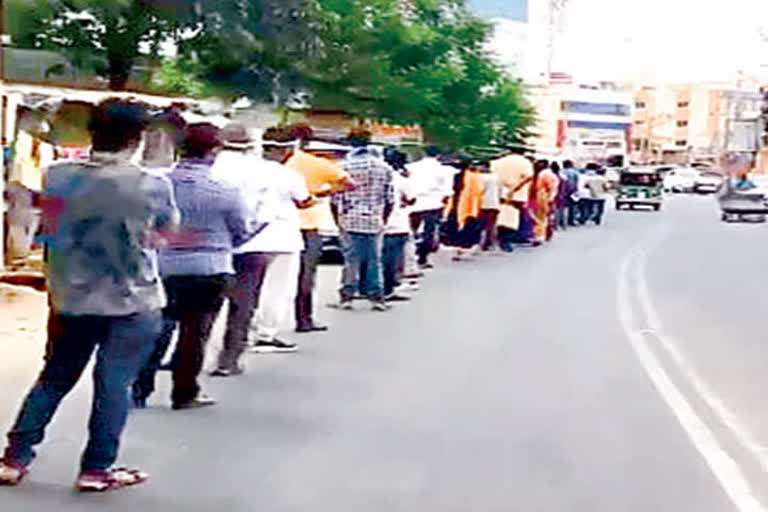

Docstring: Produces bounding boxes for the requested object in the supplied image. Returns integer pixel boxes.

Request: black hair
[425,145,440,157]
[179,123,221,159]
[563,160,574,169]
[550,161,561,173]
[88,99,149,153]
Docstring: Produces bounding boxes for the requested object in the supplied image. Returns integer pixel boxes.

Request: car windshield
[621,173,661,185]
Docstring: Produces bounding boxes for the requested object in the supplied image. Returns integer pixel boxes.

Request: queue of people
[0,99,610,492]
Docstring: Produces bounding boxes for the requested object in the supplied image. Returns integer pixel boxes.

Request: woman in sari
[529,160,560,246]
[440,158,485,260]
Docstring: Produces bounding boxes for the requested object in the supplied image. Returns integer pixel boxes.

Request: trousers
[5,311,162,472]
[295,230,324,329]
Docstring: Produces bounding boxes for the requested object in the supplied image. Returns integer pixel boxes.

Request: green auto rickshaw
[616,167,663,211]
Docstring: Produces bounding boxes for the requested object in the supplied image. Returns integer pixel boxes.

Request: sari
[530,169,560,243]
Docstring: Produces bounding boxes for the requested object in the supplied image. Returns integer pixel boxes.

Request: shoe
[339,300,354,311]
[249,339,299,354]
[418,262,434,270]
[395,282,420,293]
[209,366,244,378]
[0,461,27,486]
[76,467,149,492]
[132,396,147,409]
[371,301,391,312]
[385,294,411,302]
[295,324,329,333]
[172,393,217,410]
[404,272,424,279]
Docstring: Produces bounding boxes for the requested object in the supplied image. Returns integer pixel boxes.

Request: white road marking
[635,249,768,473]
[618,250,767,512]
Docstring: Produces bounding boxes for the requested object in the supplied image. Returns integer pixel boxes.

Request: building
[632,83,763,165]
[527,83,633,166]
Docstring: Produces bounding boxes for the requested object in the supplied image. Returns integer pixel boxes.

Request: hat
[221,123,256,149]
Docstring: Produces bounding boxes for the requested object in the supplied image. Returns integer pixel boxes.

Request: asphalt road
[1,194,765,511]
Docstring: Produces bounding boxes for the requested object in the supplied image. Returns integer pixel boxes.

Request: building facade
[632,84,763,165]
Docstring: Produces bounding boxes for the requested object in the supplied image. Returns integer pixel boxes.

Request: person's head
[384,146,407,172]
[263,141,296,163]
[179,123,221,160]
[563,160,574,169]
[550,161,561,174]
[89,99,150,153]
[425,145,440,158]
[534,159,549,173]
[221,123,257,152]
[141,109,186,167]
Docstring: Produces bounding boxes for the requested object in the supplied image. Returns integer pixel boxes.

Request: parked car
[663,167,698,193]
[692,171,724,194]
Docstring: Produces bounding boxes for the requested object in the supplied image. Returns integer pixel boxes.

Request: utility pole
[546,0,569,82]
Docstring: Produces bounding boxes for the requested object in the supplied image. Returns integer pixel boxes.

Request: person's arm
[225,186,259,248]
[290,171,315,209]
[380,164,395,225]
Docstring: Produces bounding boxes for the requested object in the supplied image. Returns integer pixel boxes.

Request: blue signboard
[471,0,528,22]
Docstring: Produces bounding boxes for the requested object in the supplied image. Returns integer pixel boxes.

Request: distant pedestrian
[441,159,486,261]
[407,147,455,269]
[331,145,395,310]
[382,148,415,301]
[491,154,534,250]
[479,163,501,251]
[530,160,559,245]
[561,160,580,226]
[584,165,610,225]
[0,100,178,491]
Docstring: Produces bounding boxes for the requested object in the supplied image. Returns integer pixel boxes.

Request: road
[1,194,766,511]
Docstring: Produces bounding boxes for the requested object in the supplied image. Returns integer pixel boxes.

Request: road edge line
[618,251,766,512]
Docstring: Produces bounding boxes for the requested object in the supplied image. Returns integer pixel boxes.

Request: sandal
[0,461,27,486]
[76,467,149,492]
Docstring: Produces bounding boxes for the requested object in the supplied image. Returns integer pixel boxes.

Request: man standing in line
[584,165,610,225]
[559,160,580,227]
[478,163,501,251]
[152,123,255,409]
[214,138,313,373]
[284,147,351,333]
[407,146,454,269]
[0,100,177,491]
[382,148,415,301]
[331,145,395,311]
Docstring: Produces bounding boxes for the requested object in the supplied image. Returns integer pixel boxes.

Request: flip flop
[76,467,149,492]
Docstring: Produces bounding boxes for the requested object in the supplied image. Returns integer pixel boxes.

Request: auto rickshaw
[615,167,663,211]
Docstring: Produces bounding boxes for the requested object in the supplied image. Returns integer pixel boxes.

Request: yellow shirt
[491,155,533,203]
[285,150,349,230]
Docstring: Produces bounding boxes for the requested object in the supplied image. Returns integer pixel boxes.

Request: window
[676,120,688,127]
[677,101,689,108]
[562,101,631,116]
[635,101,646,109]
[676,140,688,147]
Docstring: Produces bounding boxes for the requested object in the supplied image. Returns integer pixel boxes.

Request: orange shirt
[285,150,350,230]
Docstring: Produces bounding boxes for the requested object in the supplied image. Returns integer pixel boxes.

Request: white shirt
[386,172,413,234]
[212,151,310,253]
[481,173,501,210]
[406,157,455,212]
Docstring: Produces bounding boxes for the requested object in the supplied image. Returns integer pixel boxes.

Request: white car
[663,168,698,193]
[692,171,723,194]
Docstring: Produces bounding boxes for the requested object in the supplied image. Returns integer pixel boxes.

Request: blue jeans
[4,311,162,472]
[340,231,384,302]
[410,209,442,265]
[382,234,408,296]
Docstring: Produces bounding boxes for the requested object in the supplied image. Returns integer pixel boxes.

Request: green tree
[298,0,534,150]
[7,0,195,90]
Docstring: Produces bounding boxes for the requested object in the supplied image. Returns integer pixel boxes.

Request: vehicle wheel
[721,213,728,222]
[653,204,661,211]
[615,202,623,210]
